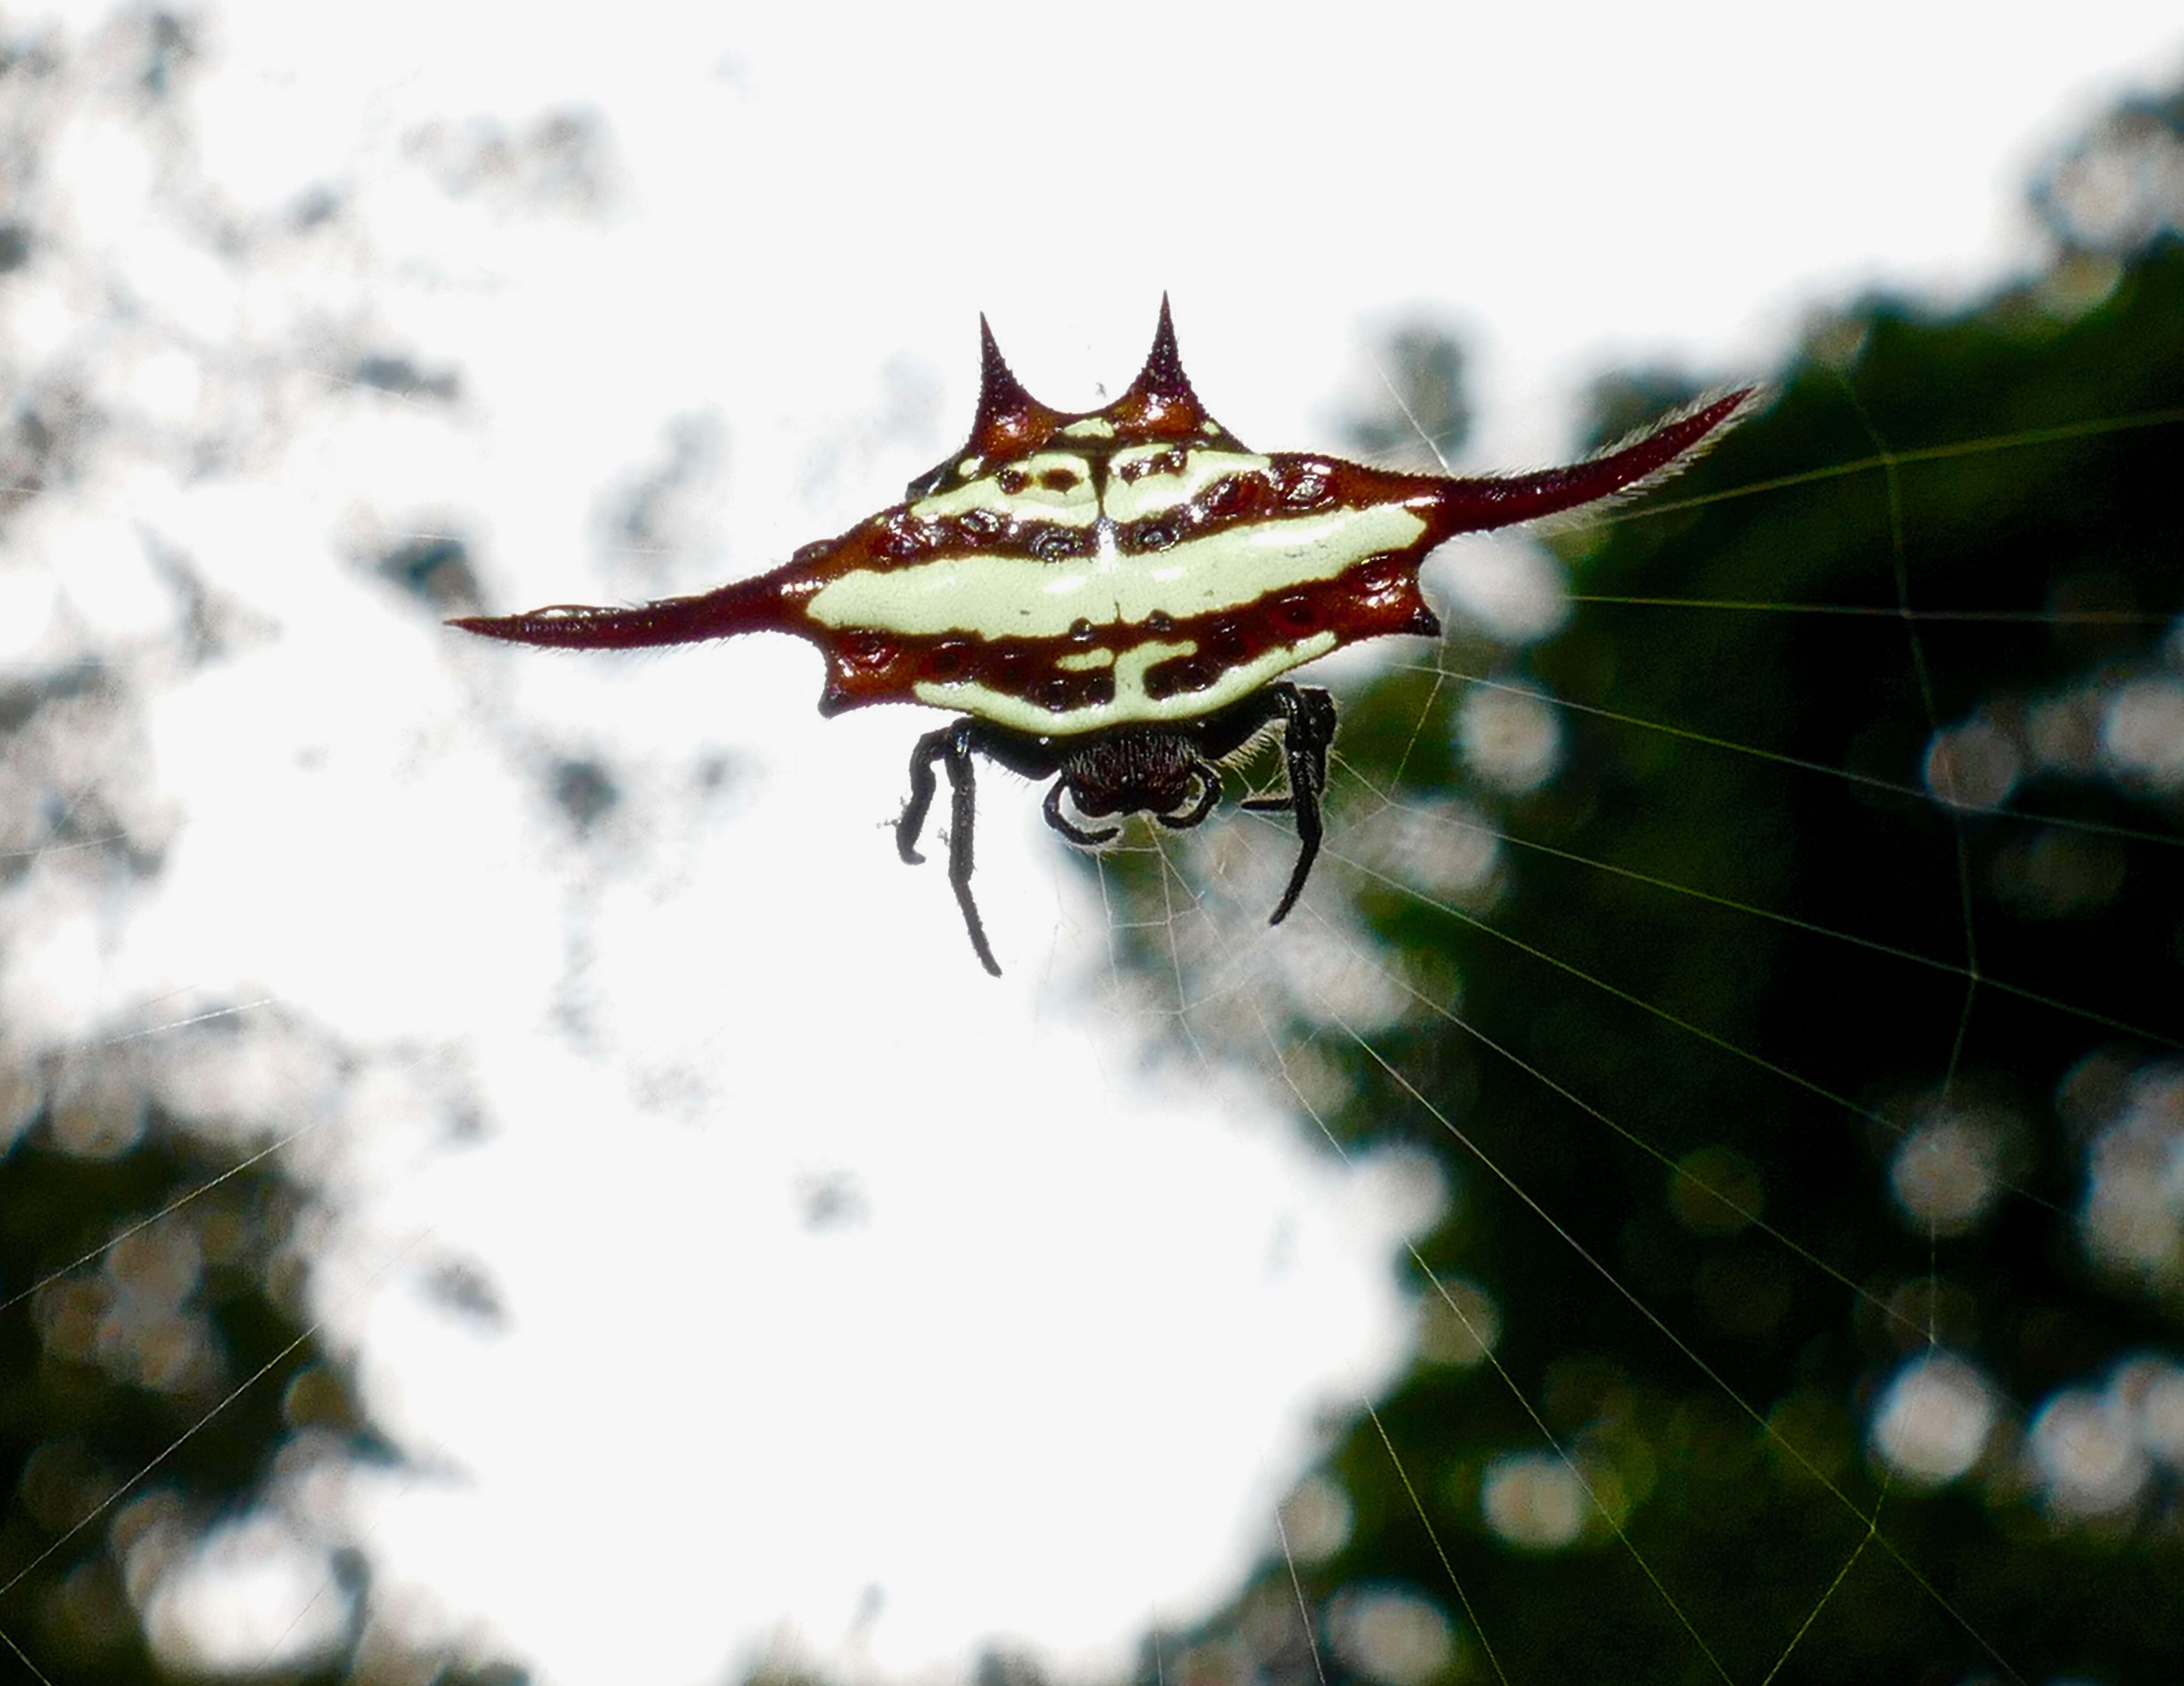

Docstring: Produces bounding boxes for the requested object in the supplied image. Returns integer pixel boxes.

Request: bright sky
[5,3,2181,1683]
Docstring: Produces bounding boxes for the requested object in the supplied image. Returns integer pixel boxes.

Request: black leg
[1240,684,1336,925]
[1043,779,1119,847]
[896,725,953,864]
[897,720,1002,976]
[942,730,1001,977]
[1155,760,1223,830]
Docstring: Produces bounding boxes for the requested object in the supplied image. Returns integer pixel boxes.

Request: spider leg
[1043,779,1120,848]
[1155,760,1223,831]
[941,731,1002,977]
[898,720,1002,976]
[896,725,954,865]
[1261,684,1337,925]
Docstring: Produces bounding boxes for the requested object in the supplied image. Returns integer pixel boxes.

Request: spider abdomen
[451,301,1755,974]
[455,302,1750,745]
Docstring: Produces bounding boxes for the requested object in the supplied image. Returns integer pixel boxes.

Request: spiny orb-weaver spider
[453,302,1754,975]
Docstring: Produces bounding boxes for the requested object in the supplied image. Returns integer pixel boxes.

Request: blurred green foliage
[1111,138,2184,1686]
[0,1051,525,1684]
[0,1071,350,1681]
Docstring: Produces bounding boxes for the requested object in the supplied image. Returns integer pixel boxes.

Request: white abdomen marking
[913,632,1340,736]
[807,503,1428,639]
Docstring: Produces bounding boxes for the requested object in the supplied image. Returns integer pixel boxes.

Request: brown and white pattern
[453,303,1756,974]
[453,303,1756,739]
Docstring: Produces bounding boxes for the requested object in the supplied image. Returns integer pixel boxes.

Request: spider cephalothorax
[454,302,1754,974]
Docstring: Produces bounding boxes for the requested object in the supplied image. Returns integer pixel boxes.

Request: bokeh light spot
[1278,1474,1354,1563]
[2075,1062,2184,1291]
[1923,715,2021,809]
[1417,1276,1499,1367]
[2123,1356,2184,1467]
[1480,1451,1588,1550]
[1869,1352,1996,1485]
[47,1066,147,1160]
[2099,675,2184,788]
[1352,798,1502,907]
[2029,1386,2149,1521]
[1455,684,1563,795]
[1325,1586,1456,1686]
[141,1512,349,1675]
[1888,1111,2005,1236]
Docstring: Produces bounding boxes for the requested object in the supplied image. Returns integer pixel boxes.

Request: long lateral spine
[1428,388,1756,537]
[448,568,799,650]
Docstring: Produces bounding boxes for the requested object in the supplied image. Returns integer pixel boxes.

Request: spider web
[1079,323,2184,1686]
[1,9,2182,1686]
